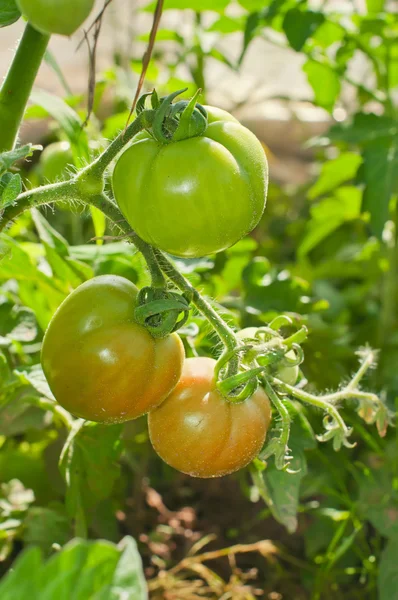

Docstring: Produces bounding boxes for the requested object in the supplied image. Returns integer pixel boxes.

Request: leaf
[366,0,385,13]
[90,206,107,246]
[238,0,272,10]
[15,364,55,400]
[283,9,325,52]
[29,90,89,163]
[144,0,229,11]
[0,145,37,177]
[0,0,20,28]
[379,537,398,600]
[303,60,341,112]
[44,50,72,97]
[308,152,363,199]
[0,547,42,599]
[207,15,245,33]
[0,173,22,207]
[239,12,263,65]
[311,20,345,48]
[360,136,398,238]
[327,112,397,145]
[94,537,148,600]
[252,445,307,533]
[23,507,71,554]
[59,421,123,525]
[299,187,362,257]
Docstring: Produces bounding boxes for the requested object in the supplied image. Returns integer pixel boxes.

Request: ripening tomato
[16,0,95,36]
[112,106,268,258]
[238,327,299,386]
[41,275,185,423]
[148,357,271,478]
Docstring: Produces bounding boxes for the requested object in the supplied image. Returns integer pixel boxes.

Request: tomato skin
[40,142,74,182]
[112,106,268,258]
[148,357,271,478]
[41,275,185,423]
[238,327,299,386]
[16,0,95,36]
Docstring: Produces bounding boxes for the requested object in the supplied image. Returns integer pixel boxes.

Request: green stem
[153,248,239,351]
[0,24,50,152]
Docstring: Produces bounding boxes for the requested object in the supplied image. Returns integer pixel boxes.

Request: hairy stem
[153,248,239,351]
[0,24,50,152]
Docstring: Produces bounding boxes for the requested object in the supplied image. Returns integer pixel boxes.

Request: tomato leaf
[308,152,363,199]
[303,60,341,112]
[283,9,325,52]
[0,0,20,28]
[0,537,147,600]
[379,537,398,600]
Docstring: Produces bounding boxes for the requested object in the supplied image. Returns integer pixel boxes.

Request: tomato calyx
[136,88,208,144]
[134,286,191,338]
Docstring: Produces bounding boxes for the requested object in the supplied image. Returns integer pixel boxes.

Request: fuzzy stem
[0,24,50,152]
[153,248,239,351]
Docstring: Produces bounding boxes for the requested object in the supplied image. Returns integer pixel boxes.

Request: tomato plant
[41,275,185,423]
[16,0,95,36]
[148,357,272,478]
[238,327,299,386]
[112,106,268,258]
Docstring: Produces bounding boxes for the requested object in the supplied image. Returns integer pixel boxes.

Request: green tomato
[16,0,95,36]
[40,142,74,183]
[237,327,299,386]
[112,106,268,258]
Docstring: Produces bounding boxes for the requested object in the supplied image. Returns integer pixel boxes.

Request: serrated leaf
[0,0,20,28]
[252,445,307,533]
[1,173,22,207]
[283,9,325,52]
[303,60,341,112]
[0,145,37,177]
[308,152,363,199]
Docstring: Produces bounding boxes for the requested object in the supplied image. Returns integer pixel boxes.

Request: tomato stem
[0,24,50,152]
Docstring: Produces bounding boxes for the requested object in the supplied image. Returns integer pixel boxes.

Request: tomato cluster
[41,99,278,478]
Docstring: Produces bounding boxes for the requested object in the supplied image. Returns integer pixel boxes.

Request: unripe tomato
[238,327,299,386]
[41,275,185,423]
[112,106,268,258]
[148,357,271,478]
[16,0,95,36]
[40,142,74,182]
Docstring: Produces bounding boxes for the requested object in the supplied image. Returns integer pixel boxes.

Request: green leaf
[359,136,398,238]
[144,0,229,11]
[23,507,71,554]
[308,152,363,199]
[90,206,107,246]
[0,0,20,28]
[207,15,245,33]
[0,145,37,177]
[29,90,89,163]
[0,173,22,207]
[379,537,398,600]
[299,187,362,257]
[328,113,398,145]
[239,12,263,65]
[252,445,307,533]
[238,0,271,10]
[0,537,147,600]
[366,0,385,13]
[303,60,341,112]
[283,9,325,52]
[59,421,123,527]
[311,20,345,48]
[94,537,148,600]
[15,364,55,400]
[44,50,72,97]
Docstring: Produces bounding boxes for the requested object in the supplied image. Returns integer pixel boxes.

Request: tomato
[41,275,185,423]
[40,142,74,182]
[238,327,299,386]
[16,0,95,36]
[148,357,271,478]
[112,106,268,258]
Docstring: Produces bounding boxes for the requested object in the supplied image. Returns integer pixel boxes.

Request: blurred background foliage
[0,0,398,598]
